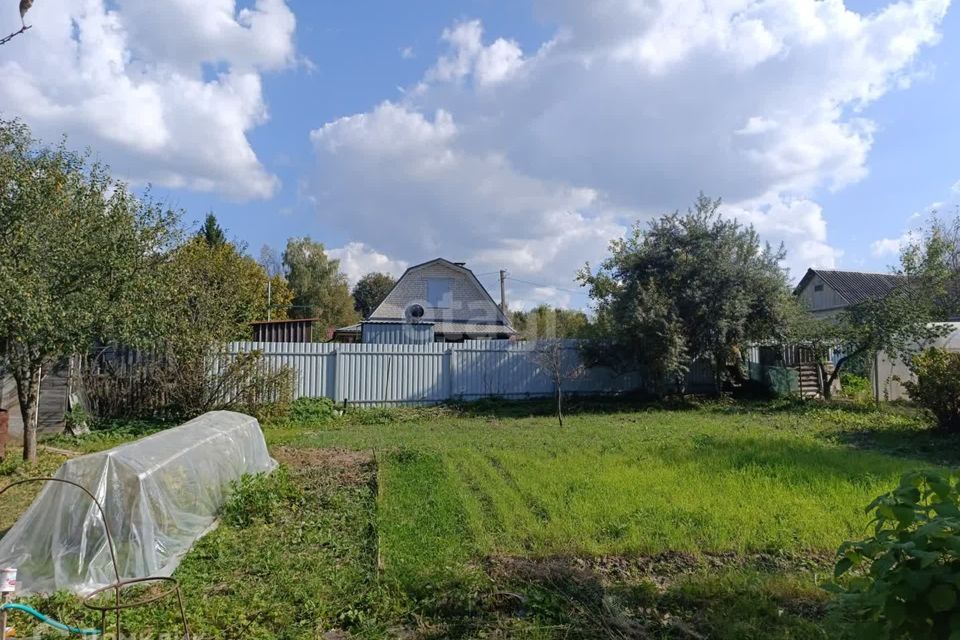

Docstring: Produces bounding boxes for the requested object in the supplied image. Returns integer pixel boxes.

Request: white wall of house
[873,322,960,402]
[371,261,504,325]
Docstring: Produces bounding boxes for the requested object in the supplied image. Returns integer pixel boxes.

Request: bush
[832,470,960,639]
[840,372,871,401]
[221,467,301,527]
[904,348,960,431]
[289,397,339,426]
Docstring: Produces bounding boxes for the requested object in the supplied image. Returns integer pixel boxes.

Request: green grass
[274,401,934,563]
[2,398,948,638]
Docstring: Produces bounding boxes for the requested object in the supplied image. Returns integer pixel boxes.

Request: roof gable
[794,268,906,305]
[368,258,514,329]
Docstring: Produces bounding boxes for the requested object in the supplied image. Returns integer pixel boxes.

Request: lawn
[1,398,952,638]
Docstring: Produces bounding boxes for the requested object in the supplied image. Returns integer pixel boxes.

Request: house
[793,268,906,320]
[333,258,516,343]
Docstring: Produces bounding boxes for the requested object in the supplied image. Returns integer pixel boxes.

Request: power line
[505,276,589,297]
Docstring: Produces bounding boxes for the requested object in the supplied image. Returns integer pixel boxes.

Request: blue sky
[2,0,957,308]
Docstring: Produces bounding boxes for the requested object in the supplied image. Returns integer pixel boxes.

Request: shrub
[221,467,301,527]
[840,372,872,403]
[903,348,960,431]
[289,397,339,426]
[832,470,960,639]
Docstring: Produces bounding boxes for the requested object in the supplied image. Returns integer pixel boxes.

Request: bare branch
[0,24,31,46]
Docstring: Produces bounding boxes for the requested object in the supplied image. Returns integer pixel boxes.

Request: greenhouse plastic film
[0,411,276,595]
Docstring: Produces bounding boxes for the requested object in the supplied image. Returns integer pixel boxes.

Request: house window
[814,284,824,292]
[426,278,452,308]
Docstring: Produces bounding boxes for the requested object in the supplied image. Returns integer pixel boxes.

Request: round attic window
[407,304,425,322]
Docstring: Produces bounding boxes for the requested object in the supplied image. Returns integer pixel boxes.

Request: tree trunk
[14,363,41,463]
[556,385,563,427]
[713,353,724,395]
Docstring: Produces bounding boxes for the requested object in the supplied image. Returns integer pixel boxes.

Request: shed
[874,322,960,401]
[251,318,317,343]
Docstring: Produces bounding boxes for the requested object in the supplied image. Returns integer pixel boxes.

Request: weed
[289,396,340,426]
[221,466,302,527]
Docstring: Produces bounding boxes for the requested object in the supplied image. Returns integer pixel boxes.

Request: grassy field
[2,397,954,638]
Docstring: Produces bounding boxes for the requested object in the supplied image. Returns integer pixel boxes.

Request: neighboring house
[333,258,516,343]
[794,268,907,320]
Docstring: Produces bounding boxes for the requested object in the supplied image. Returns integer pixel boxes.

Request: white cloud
[400,46,415,59]
[328,242,409,286]
[0,0,296,200]
[427,19,525,87]
[306,1,948,306]
[872,177,960,258]
[871,233,914,257]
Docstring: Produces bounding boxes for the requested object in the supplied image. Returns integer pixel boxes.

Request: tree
[903,209,960,319]
[510,305,590,340]
[352,272,396,319]
[259,244,292,321]
[579,194,791,395]
[282,237,359,331]
[150,238,293,415]
[528,339,585,426]
[197,212,227,247]
[0,120,179,461]
[166,238,291,347]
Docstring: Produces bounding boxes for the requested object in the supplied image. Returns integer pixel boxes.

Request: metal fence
[221,340,716,406]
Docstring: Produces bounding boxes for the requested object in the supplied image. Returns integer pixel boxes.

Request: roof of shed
[794,269,907,304]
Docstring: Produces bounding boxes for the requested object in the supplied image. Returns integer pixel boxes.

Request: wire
[505,276,589,297]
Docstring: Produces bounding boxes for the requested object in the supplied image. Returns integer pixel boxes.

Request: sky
[1,0,958,310]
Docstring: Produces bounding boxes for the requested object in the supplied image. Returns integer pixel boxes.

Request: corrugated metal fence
[221,340,716,406]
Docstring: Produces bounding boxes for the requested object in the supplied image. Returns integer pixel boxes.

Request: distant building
[251,318,317,343]
[794,269,906,320]
[333,258,515,343]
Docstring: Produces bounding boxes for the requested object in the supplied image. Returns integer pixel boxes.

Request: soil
[272,446,375,487]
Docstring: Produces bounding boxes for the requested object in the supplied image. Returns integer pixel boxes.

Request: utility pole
[499,270,507,314]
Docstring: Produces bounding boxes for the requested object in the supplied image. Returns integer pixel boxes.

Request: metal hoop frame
[0,477,191,639]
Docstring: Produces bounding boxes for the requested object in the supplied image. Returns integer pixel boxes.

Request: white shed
[873,322,960,401]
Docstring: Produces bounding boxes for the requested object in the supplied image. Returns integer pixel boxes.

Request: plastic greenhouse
[0,411,276,595]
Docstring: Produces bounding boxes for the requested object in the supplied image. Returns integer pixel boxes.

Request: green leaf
[835,557,854,578]
[929,584,957,612]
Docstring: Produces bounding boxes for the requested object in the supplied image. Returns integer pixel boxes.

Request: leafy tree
[282,237,359,331]
[352,272,396,319]
[259,244,292,321]
[579,194,791,395]
[510,305,590,340]
[0,120,179,462]
[197,212,227,247]
[903,210,960,319]
[147,238,293,415]
[165,238,291,348]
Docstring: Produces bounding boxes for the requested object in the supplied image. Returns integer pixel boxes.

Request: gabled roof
[368,258,515,330]
[794,268,907,305]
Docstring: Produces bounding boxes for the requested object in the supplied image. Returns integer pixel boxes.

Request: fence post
[332,348,342,404]
[446,348,454,400]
